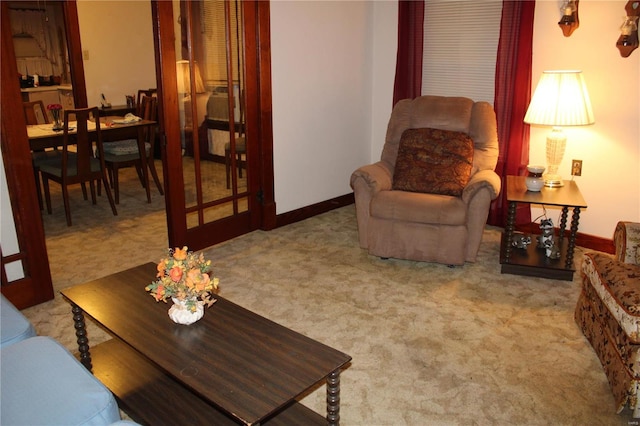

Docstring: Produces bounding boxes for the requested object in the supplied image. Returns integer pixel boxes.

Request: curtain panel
[489,0,536,226]
[392,0,424,106]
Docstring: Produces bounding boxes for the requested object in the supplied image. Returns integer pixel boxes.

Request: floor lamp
[524,70,595,187]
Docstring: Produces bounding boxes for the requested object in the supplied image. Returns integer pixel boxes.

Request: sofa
[0,294,133,425]
[350,95,500,265]
[575,221,640,415]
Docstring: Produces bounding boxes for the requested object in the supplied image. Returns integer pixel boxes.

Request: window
[421,0,502,104]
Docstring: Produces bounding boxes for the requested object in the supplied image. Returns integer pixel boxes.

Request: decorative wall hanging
[617,1,640,57]
[558,0,580,37]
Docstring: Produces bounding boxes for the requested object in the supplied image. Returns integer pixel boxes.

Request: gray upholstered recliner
[350,96,500,265]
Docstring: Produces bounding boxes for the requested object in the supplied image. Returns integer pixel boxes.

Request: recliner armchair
[350,96,500,265]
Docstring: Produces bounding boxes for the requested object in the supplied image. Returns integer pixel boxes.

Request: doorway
[1,0,275,308]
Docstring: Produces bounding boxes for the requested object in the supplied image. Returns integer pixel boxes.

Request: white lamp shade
[524,70,595,126]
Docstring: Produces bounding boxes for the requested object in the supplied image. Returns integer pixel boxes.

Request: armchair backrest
[381,96,499,175]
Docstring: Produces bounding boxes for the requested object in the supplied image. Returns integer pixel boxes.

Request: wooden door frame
[152,0,275,251]
[1,2,53,308]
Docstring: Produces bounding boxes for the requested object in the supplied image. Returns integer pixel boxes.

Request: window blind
[201,0,243,87]
[421,0,502,104]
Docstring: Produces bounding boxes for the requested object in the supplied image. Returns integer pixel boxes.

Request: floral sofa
[575,221,640,416]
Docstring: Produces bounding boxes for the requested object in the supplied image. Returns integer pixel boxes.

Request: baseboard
[516,223,614,254]
[274,197,615,255]
[275,193,354,229]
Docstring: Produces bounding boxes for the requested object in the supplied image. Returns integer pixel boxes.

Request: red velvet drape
[392,0,424,106]
[488,0,536,227]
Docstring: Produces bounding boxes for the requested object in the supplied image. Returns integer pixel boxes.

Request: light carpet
[24,170,633,425]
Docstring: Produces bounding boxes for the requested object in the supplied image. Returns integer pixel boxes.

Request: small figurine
[537,218,555,249]
[544,239,561,259]
[512,235,532,249]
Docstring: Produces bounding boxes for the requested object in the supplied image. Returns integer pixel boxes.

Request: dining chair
[23,100,49,125]
[23,101,63,210]
[136,88,157,112]
[39,107,117,226]
[102,95,163,204]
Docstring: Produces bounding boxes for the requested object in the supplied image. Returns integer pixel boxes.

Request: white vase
[168,297,204,325]
[525,165,545,192]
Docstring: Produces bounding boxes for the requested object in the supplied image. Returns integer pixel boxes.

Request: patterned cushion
[582,252,640,342]
[392,128,474,196]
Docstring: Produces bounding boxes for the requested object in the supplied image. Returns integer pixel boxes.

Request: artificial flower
[145,247,219,312]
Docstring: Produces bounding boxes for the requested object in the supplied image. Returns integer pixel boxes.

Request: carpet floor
[23,169,633,425]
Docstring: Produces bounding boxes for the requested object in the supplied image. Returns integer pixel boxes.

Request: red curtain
[488,0,536,227]
[392,0,424,106]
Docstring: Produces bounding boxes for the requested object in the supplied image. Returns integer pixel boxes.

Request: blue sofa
[1,294,133,425]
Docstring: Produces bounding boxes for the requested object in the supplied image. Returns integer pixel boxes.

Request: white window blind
[202,0,243,86]
[421,0,502,104]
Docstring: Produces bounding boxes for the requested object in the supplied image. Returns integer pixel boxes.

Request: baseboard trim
[516,223,614,254]
[275,197,614,254]
[275,193,354,229]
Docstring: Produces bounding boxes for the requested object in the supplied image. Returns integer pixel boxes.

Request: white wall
[270,1,374,214]
[529,0,640,238]
[77,1,156,108]
[271,0,640,238]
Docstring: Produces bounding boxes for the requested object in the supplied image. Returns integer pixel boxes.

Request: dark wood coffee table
[60,263,351,425]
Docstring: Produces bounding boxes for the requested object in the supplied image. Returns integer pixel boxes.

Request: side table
[500,176,587,281]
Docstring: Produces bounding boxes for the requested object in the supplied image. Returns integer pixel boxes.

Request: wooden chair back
[139,95,158,154]
[61,107,103,183]
[23,100,50,125]
[136,89,157,116]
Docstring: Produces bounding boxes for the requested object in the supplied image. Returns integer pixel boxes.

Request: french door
[152,0,275,252]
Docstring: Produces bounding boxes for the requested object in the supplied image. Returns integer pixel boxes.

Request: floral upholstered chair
[575,221,640,415]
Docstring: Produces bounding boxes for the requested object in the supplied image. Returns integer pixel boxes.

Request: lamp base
[544,173,564,187]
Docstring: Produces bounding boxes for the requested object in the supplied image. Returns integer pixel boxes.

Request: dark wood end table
[500,176,587,281]
[60,263,351,425]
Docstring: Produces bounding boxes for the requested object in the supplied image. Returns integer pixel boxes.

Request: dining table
[27,116,157,203]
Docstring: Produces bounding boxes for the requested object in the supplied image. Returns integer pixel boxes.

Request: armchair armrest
[461,169,501,203]
[350,162,393,195]
[614,221,640,265]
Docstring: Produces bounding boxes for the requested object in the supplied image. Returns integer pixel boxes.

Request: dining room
[13,0,251,233]
[4,0,274,309]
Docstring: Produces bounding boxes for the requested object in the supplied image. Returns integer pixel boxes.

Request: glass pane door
[175,0,248,231]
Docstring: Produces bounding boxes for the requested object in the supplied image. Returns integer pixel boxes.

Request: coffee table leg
[327,369,341,425]
[71,303,93,371]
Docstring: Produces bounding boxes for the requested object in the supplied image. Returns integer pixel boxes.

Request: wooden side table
[500,176,587,281]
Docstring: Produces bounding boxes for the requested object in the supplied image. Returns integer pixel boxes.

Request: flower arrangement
[145,246,219,312]
[47,104,64,130]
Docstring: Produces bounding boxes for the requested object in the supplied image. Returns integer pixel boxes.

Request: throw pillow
[392,128,474,196]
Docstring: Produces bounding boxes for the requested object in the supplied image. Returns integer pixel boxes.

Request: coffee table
[60,263,351,425]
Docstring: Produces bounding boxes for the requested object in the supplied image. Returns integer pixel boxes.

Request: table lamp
[524,70,594,187]
[176,60,205,96]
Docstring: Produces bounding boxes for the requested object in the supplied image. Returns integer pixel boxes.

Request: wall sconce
[617,1,640,58]
[524,70,595,188]
[558,0,580,37]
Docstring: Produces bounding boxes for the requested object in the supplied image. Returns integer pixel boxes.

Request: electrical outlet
[571,159,582,176]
